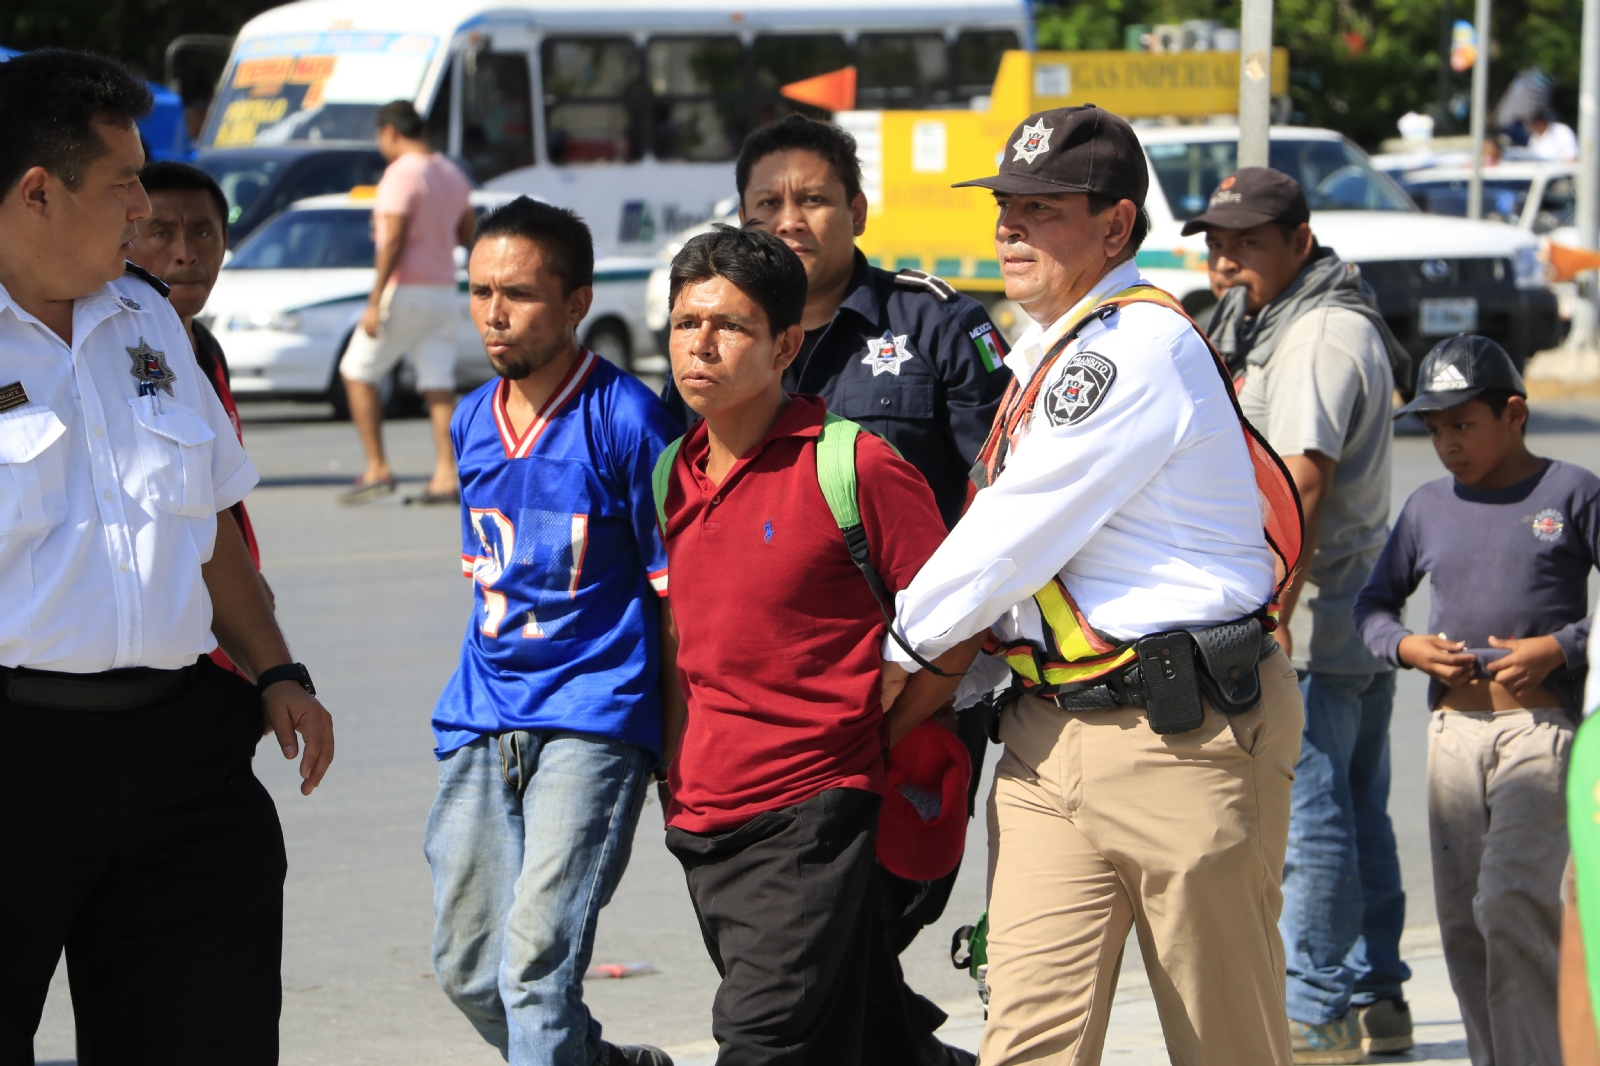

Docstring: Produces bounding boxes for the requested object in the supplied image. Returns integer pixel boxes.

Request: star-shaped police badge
[1044,353,1116,427]
[127,337,176,396]
[862,331,914,376]
[1012,119,1054,165]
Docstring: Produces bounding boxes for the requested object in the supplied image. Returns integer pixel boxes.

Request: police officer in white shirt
[0,52,334,1064]
[879,106,1309,1065]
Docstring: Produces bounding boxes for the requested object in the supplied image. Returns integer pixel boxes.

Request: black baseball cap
[952,104,1149,206]
[1180,167,1310,236]
[1395,334,1526,418]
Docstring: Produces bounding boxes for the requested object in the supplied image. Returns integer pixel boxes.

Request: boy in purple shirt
[1354,335,1600,1066]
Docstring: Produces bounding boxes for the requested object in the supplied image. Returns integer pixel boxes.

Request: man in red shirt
[656,224,979,1065]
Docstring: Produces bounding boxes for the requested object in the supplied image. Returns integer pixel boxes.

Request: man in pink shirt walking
[339,100,474,505]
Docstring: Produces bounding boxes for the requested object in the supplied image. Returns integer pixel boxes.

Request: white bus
[201,0,1033,258]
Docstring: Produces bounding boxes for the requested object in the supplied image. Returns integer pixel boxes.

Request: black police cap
[952,104,1149,206]
[1395,334,1526,418]
[1180,167,1310,236]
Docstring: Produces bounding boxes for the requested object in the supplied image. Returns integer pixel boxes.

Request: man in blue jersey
[425,196,683,1066]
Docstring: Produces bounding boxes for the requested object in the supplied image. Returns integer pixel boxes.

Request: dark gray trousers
[666,787,886,1066]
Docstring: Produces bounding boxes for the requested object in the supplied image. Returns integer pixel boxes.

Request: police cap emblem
[1011,119,1054,165]
[1044,352,1116,427]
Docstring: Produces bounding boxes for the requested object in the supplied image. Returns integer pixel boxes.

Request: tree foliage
[1,0,278,95]
[1036,0,1581,149]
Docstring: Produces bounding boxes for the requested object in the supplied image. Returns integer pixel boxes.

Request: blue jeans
[1280,670,1411,1024]
[425,731,652,1065]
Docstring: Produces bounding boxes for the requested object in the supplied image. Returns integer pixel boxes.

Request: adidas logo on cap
[1428,363,1470,391]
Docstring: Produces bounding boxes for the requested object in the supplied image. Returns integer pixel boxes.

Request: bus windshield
[1148,138,1415,219]
[205,32,438,147]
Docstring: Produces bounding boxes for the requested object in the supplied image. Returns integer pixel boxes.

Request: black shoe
[601,1041,674,1066]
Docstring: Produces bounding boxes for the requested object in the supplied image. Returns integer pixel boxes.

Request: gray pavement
[32,398,1600,1065]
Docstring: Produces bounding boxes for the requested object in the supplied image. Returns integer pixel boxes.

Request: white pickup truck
[1129,126,1558,369]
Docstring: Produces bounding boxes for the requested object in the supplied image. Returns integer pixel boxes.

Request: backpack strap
[651,436,685,534]
[817,413,951,676]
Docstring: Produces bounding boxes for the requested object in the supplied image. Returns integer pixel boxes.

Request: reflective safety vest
[969,285,1304,697]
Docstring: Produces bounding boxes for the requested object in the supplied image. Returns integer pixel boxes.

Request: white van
[203,0,1032,262]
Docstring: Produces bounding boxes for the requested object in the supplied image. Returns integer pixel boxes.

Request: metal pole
[1238,0,1274,168]
[1571,0,1600,351]
[1437,0,1454,134]
[1467,0,1490,220]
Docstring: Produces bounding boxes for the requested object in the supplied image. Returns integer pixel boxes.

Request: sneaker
[337,476,396,505]
[600,1042,674,1066]
[1356,996,1414,1054]
[1290,1011,1367,1064]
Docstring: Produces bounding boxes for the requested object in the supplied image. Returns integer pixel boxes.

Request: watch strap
[257,662,315,696]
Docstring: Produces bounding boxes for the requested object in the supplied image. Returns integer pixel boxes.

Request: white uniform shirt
[0,271,257,672]
[887,260,1276,669]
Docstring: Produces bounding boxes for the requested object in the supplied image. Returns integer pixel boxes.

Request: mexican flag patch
[971,324,1006,373]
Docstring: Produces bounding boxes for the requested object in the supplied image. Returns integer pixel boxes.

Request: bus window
[425,67,451,154]
[752,34,849,124]
[955,30,1018,102]
[542,37,644,164]
[857,33,951,109]
[647,37,747,162]
[463,52,535,180]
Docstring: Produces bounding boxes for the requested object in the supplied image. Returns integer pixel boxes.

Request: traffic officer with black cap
[878,104,1309,1065]
[0,51,333,1063]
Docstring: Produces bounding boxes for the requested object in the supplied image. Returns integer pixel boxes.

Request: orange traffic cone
[1550,242,1600,283]
[780,66,857,112]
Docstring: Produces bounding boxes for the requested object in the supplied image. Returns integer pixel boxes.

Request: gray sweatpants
[1428,707,1572,1066]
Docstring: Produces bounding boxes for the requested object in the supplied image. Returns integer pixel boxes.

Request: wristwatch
[257,662,316,697]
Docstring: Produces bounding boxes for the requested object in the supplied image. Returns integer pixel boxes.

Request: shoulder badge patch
[127,337,176,396]
[1043,352,1116,427]
[1531,507,1565,542]
[970,323,1007,373]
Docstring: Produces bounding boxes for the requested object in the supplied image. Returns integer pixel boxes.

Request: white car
[1401,160,1579,322]
[200,190,657,414]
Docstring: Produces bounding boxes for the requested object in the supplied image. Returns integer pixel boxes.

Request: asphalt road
[31,397,1600,1065]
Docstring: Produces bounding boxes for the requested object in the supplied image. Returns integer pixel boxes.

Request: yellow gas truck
[836,47,1287,333]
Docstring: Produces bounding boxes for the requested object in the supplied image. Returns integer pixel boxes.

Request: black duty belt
[1048,618,1280,734]
[0,662,199,712]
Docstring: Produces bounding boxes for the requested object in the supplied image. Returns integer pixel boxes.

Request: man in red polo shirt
[656,224,978,1065]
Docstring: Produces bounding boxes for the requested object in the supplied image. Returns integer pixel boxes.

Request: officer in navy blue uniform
[664,114,1009,1066]
[664,116,1010,531]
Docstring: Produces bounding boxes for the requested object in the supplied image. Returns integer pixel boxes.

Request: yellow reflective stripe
[1041,647,1138,686]
[1005,650,1041,684]
[1034,581,1113,662]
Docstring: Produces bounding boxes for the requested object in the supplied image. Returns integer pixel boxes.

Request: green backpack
[649,411,946,675]
[1569,715,1600,1023]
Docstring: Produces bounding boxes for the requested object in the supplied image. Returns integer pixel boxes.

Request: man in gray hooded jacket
[1192,167,1413,1064]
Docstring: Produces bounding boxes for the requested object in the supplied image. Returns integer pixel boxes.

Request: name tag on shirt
[0,381,27,413]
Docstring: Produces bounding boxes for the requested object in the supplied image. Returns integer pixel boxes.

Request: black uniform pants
[667,787,901,1066]
[0,658,286,1066]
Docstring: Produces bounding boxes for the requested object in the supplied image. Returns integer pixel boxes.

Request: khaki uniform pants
[1428,708,1571,1066]
[981,648,1303,1066]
